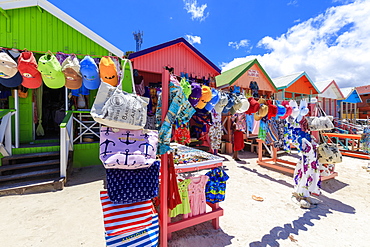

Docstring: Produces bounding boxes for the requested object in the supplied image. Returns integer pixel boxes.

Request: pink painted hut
[315,80,344,118]
[128,37,220,83]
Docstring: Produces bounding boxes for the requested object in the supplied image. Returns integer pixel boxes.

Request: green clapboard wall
[0,6,110,57]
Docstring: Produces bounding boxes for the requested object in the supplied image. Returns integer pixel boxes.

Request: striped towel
[100,191,154,236]
[105,214,159,247]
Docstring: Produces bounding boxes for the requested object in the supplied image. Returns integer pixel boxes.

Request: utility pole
[133,31,144,52]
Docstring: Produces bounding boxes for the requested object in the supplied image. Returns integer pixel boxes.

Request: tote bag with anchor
[99,126,158,169]
[91,59,149,129]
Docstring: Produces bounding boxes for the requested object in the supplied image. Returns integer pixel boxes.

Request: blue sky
[49,0,369,87]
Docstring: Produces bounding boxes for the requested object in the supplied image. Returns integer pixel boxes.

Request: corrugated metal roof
[129,37,220,74]
[0,0,124,57]
[215,59,277,91]
[315,80,344,99]
[356,85,370,95]
[314,80,333,92]
[272,71,304,89]
[339,87,355,99]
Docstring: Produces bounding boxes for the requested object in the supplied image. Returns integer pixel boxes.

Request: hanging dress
[183,175,209,219]
[169,179,191,217]
[293,138,321,198]
[205,168,230,204]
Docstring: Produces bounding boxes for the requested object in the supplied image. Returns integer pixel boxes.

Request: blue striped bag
[105,214,159,247]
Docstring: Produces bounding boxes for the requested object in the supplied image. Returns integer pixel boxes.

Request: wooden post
[160,70,170,247]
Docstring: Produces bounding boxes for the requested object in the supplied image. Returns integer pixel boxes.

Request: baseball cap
[62,55,82,89]
[188,81,202,107]
[17,51,42,89]
[80,56,101,90]
[204,88,220,112]
[0,52,18,79]
[38,52,66,89]
[180,77,191,98]
[254,104,268,121]
[196,85,212,109]
[245,97,260,115]
[214,91,228,113]
[99,56,118,87]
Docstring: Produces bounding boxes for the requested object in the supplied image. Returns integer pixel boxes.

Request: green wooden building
[0,0,124,190]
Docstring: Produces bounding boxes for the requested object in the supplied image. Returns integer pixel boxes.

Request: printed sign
[248,69,259,77]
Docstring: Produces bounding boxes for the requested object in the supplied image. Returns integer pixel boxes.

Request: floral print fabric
[209,110,222,150]
[293,138,321,198]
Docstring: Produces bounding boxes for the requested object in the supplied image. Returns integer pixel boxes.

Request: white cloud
[288,0,298,6]
[183,0,209,22]
[221,0,370,88]
[185,35,201,45]
[228,39,250,50]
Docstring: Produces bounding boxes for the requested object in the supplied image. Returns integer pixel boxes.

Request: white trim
[0,0,124,57]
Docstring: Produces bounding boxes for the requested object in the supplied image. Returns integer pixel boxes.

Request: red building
[356,85,370,119]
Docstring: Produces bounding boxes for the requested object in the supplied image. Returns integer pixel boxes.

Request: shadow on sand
[237,165,355,247]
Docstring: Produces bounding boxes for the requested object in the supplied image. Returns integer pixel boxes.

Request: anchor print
[101,127,114,136]
[121,149,136,167]
[140,133,152,140]
[119,131,137,145]
[100,139,116,157]
[139,142,155,157]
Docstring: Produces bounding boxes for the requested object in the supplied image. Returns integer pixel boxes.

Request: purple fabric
[188,81,202,107]
[100,126,158,169]
[55,52,69,65]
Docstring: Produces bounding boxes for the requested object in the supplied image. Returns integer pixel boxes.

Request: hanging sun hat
[180,77,192,98]
[296,99,310,122]
[267,100,278,120]
[237,94,250,113]
[222,92,235,114]
[275,100,286,118]
[17,51,42,89]
[80,56,100,90]
[245,97,260,115]
[196,85,212,109]
[204,88,220,112]
[38,52,66,89]
[188,81,202,107]
[254,104,268,121]
[62,55,82,90]
[99,56,118,87]
[214,91,228,114]
[279,100,292,119]
[289,100,300,119]
[230,94,242,115]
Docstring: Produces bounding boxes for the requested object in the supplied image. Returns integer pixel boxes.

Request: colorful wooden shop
[314,80,344,118]
[0,0,124,189]
[215,59,278,153]
[338,87,362,120]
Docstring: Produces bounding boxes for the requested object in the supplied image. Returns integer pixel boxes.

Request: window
[366,99,370,104]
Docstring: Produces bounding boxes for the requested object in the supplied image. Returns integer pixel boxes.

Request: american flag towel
[100,191,154,236]
[105,214,159,247]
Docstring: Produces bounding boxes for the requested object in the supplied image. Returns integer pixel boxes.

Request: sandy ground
[0,151,370,247]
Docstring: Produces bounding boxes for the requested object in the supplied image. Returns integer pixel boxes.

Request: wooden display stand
[256,139,338,181]
[159,71,225,246]
[322,132,370,160]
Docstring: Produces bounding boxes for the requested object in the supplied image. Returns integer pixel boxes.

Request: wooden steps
[0,151,65,194]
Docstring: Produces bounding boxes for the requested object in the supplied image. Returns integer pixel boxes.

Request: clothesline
[0,46,123,59]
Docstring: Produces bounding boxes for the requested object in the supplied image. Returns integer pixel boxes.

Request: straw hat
[254,104,268,121]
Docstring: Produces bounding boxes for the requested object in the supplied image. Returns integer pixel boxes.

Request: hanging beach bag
[100,190,156,236]
[308,103,334,131]
[105,161,160,205]
[105,214,159,247]
[91,59,149,129]
[317,143,342,164]
[100,126,158,169]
